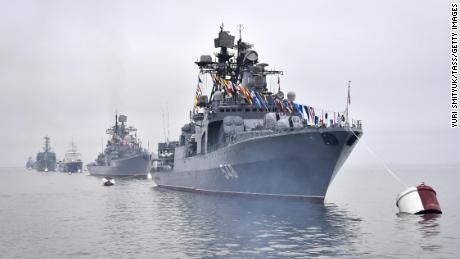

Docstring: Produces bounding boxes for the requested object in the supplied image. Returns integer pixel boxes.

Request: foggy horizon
[1,0,457,167]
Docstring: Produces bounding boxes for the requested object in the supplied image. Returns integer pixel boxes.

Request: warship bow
[152,25,362,201]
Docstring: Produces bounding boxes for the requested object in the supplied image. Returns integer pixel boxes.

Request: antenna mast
[346,80,351,125]
[236,24,244,66]
[161,106,167,143]
[166,104,170,142]
[115,111,118,135]
[237,24,244,40]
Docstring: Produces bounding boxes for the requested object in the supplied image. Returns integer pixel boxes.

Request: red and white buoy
[396,183,441,214]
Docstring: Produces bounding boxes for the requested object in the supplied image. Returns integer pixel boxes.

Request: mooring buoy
[396,183,441,214]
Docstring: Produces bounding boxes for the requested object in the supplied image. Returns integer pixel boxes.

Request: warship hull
[153,128,361,201]
[61,161,83,173]
[87,153,151,177]
[35,155,56,172]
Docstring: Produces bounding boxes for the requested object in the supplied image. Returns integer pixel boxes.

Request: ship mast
[236,24,243,67]
[43,136,51,152]
[196,25,283,84]
[70,139,76,152]
[346,80,351,125]
[115,112,118,136]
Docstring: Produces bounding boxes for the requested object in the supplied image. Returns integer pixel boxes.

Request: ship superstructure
[152,25,362,201]
[87,114,151,176]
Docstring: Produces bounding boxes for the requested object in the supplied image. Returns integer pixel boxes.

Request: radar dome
[287,91,296,101]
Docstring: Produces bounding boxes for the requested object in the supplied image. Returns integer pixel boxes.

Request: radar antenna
[237,24,244,40]
[166,103,170,142]
[346,80,352,125]
[161,106,167,143]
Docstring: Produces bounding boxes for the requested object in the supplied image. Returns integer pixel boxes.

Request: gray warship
[58,141,83,173]
[152,25,363,201]
[87,114,151,177]
[26,157,34,170]
[35,136,57,172]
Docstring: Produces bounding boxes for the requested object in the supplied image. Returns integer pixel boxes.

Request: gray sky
[0,0,457,166]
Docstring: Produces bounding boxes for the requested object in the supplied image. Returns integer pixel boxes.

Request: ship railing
[211,104,363,130]
[151,158,174,172]
[207,143,225,153]
[309,118,362,130]
[219,119,362,147]
[209,101,363,130]
[227,130,275,144]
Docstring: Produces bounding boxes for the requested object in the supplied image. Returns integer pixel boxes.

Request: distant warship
[26,157,34,170]
[35,136,57,172]
[152,25,363,201]
[87,114,151,176]
[59,141,83,173]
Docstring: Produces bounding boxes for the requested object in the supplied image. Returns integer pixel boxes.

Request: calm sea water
[0,164,459,258]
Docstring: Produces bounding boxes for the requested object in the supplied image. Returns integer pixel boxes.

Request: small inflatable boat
[102,176,115,186]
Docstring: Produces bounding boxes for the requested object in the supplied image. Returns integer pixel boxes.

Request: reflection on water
[418,214,442,236]
[152,188,366,258]
[418,214,443,252]
[1,166,460,258]
[395,213,442,253]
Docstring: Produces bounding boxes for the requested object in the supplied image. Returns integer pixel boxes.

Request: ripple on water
[1,166,460,258]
